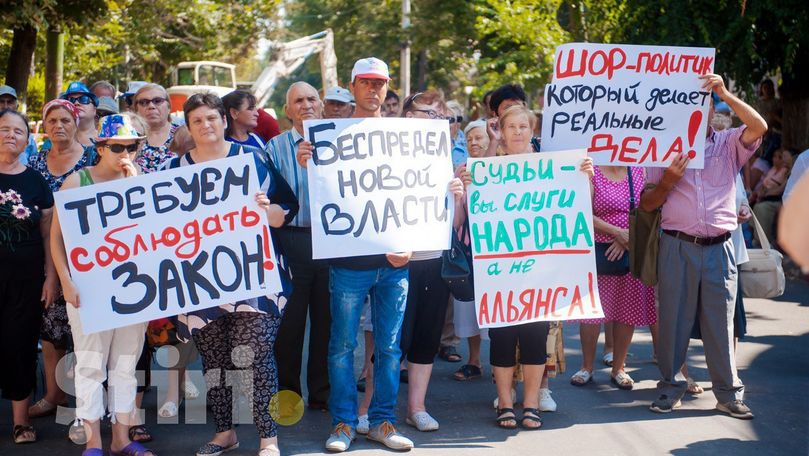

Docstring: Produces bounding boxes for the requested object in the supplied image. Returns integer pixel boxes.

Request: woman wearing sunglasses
[60,82,99,147]
[133,84,180,174]
[51,113,157,456]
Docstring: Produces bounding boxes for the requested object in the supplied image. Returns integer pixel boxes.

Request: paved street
[2,279,807,456]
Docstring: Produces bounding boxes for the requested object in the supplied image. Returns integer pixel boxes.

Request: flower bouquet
[0,189,35,248]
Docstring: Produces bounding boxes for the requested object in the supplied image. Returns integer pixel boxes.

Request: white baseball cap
[324,86,354,103]
[351,57,391,82]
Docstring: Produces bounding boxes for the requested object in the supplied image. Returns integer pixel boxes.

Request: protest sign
[467,150,602,328]
[541,43,715,168]
[54,153,282,334]
[303,117,456,259]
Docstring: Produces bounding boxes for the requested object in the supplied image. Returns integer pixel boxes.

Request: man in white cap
[297,57,415,453]
[323,86,354,119]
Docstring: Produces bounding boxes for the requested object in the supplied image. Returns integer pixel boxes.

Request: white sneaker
[367,421,413,451]
[492,388,518,409]
[406,411,439,431]
[539,388,557,412]
[325,423,356,452]
[357,414,370,435]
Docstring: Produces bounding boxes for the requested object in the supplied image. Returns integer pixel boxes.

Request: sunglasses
[448,116,463,124]
[135,97,167,108]
[104,143,140,153]
[68,95,94,105]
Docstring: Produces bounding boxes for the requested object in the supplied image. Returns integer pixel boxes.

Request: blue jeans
[328,266,408,428]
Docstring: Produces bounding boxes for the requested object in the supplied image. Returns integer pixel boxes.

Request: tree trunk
[45,27,65,102]
[4,25,37,109]
[779,57,809,152]
[416,49,427,92]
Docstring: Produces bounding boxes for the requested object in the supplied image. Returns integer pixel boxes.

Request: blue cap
[60,82,99,106]
[0,85,17,99]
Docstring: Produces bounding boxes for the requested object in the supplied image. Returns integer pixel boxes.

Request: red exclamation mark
[262,225,275,270]
[686,110,702,159]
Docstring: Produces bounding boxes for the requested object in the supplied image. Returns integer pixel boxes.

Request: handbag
[442,219,475,302]
[739,212,785,298]
[595,168,633,276]
[629,182,661,286]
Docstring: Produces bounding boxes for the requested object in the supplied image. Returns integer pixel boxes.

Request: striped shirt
[266,128,310,227]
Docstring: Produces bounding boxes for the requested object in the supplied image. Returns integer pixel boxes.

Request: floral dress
[27,145,97,350]
[136,123,180,173]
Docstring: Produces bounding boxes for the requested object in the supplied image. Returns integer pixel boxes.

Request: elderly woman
[391,91,464,433]
[164,93,298,456]
[0,110,59,444]
[452,119,489,382]
[460,105,592,430]
[571,164,656,390]
[222,90,266,149]
[132,83,179,173]
[51,113,156,456]
[27,99,97,422]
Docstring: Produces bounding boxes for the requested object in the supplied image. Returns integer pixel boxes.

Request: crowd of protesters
[0,50,805,456]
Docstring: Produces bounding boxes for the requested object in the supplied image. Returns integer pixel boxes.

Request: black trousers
[400,258,451,364]
[0,277,43,401]
[275,228,331,404]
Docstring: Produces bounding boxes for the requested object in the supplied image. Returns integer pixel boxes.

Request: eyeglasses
[135,97,167,108]
[104,143,140,153]
[448,116,463,124]
[412,109,444,119]
[68,95,94,105]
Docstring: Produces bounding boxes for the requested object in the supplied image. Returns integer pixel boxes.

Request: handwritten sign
[541,43,715,168]
[467,150,603,328]
[54,154,282,334]
[303,117,455,259]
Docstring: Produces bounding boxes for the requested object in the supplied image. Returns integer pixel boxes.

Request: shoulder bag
[629,182,661,287]
[739,212,785,298]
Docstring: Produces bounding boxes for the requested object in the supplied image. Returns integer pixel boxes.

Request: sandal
[110,441,156,456]
[687,377,704,395]
[196,441,240,456]
[128,425,153,443]
[28,398,66,418]
[82,449,105,456]
[184,377,201,400]
[258,443,281,456]
[603,352,614,367]
[520,408,543,430]
[453,364,482,381]
[438,345,463,363]
[570,369,594,386]
[495,408,517,429]
[610,371,635,390]
[158,400,179,418]
[13,424,36,444]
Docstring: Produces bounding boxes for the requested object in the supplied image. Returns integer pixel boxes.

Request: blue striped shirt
[266,128,310,227]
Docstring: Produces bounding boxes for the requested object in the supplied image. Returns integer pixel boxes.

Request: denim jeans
[328,266,409,428]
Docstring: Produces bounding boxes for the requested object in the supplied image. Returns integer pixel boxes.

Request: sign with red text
[53,154,282,334]
[304,117,455,259]
[541,43,715,168]
[467,150,603,328]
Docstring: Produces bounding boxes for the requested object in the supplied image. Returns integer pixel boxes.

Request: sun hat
[97,114,146,142]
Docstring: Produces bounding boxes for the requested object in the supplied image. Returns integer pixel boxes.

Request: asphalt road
[2,279,807,456]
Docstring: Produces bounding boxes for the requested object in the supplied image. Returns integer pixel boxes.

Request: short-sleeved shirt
[136,123,180,174]
[0,168,54,279]
[646,126,762,238]
[28,145,98,192]
[227,133,266,150]
[162,142,299,340]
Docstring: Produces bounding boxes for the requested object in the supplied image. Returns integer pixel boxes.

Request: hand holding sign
[699,73,729,100]
[296,140,313,168]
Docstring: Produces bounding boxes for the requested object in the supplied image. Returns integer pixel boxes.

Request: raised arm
[700,74,767,146]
